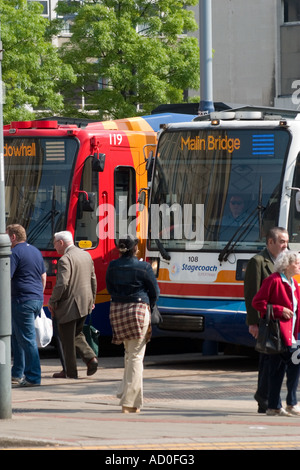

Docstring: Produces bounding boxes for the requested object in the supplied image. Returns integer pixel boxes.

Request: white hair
[54,231,74,244]
[274,250,300,273]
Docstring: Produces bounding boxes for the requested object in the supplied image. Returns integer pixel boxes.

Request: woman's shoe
[286,405,300,416]
[266,408,292,417]
[122,406,140,413]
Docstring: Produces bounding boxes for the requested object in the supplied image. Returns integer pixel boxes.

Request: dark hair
[266,227,288,243]
[117,234,138,257]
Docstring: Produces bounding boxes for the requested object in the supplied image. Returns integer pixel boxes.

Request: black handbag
[255,304,285,355]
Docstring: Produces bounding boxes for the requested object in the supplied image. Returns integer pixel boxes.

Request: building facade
[190,0,300,110]
[30,0,300,111]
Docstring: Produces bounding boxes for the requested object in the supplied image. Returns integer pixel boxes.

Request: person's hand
[249,324,259,339]
[282,307,293,320]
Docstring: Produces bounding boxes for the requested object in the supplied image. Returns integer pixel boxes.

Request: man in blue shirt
[7,224,46,387]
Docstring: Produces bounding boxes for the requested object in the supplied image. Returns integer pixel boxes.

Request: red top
[252,272,300,346]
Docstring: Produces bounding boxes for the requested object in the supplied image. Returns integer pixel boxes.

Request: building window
[28,1,49,16]
[284,0,300,23]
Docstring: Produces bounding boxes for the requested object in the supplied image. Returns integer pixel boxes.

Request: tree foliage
[54,0,200,119]
[0,0,75,123]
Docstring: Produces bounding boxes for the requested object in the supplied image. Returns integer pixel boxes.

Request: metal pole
[198,1,217,354]
[0,35,12,419]
[199,0,215,114]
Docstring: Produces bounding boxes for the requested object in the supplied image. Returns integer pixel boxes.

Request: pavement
[1,353,300,451]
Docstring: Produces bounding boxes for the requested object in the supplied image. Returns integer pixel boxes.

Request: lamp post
[0,36,12,420]
[199,0,215,114]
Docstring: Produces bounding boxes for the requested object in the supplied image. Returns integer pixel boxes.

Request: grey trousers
[58,316,95,378]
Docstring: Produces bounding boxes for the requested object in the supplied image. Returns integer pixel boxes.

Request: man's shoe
[257,405,266,414]
[87,357,98,376]
[52,370,67,378]
[12,376,23,385]
[19,379,40,387]
[254,392,267,413]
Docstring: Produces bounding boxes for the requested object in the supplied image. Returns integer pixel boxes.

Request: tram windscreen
[149,128,290,252]
[4,137,78,250]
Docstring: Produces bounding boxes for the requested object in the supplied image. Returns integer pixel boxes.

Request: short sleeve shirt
[10,242,46,301]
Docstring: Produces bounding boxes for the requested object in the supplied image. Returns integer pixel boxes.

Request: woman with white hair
[252,250,300,416]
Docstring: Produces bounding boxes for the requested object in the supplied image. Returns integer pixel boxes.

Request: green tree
[0,0,75,124]
[54,0,199,119]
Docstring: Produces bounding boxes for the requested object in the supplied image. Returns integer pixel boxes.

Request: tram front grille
[159,314,204,332]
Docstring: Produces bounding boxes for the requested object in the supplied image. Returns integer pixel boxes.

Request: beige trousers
[117,308,150,409]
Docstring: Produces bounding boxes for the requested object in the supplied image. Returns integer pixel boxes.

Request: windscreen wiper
[27,208,60,244]
[218,207,262,262]
[28,188,60,245]
[155,238,171,261]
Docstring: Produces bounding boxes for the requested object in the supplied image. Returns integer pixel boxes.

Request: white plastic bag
[35,308,53,348]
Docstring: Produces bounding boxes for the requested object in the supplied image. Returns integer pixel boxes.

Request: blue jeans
[268,346,300,409]
[11,299,42,384]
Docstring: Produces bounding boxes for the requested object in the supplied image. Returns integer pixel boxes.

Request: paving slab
[1,354,300,451]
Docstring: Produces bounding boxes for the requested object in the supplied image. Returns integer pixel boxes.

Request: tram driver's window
[75,156,99,248]
[114,166,136,243]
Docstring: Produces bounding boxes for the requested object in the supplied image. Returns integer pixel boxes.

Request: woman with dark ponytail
[106,234,159,413]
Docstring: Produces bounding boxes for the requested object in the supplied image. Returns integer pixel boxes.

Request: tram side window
[75,157,98,248]
[288,154,300,245]
[114,166,136,243]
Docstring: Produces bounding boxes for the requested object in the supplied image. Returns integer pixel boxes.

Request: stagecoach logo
[4,143,36,157]
[182,263,218,273]
[169,258,218,282]
[170,263,181,276]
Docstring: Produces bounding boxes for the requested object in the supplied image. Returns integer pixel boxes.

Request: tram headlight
[148,257,160,277]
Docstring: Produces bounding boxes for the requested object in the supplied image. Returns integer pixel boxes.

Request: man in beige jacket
[48,231,98,378]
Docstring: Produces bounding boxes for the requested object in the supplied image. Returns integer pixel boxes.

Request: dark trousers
[268,347,300,409]
[58,316,95,378]
[52,317,66,372]
[257,353,269,403]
